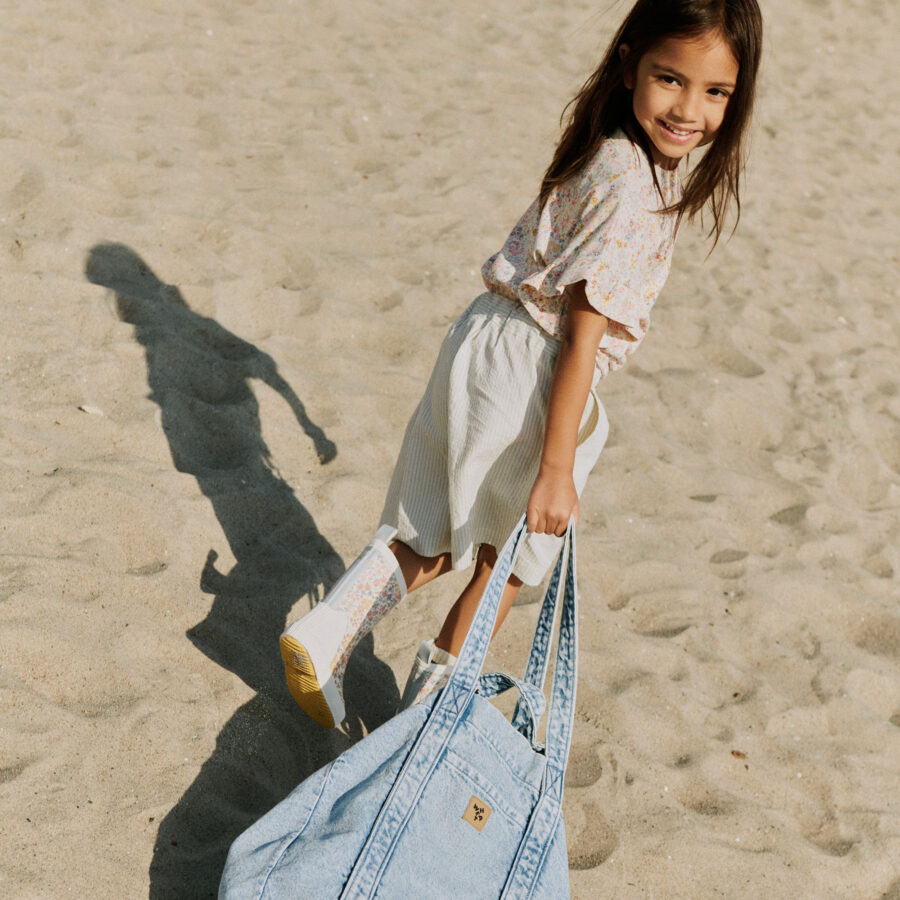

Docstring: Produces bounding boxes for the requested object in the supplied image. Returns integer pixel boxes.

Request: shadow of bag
[219,517,579,898]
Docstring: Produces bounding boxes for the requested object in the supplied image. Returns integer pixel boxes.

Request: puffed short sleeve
[517,163,653,341]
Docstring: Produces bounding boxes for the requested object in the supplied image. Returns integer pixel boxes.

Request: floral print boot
[398,639,457,712]
[280,525,406,728]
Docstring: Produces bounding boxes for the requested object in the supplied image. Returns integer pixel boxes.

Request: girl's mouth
[658,120,698,142]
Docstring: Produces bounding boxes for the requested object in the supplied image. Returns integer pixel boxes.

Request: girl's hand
[526,466,578,536]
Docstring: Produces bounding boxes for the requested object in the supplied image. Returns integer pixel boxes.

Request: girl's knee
[475,543,498,567]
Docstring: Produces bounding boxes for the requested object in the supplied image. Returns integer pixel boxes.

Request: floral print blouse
[482,131,682,376]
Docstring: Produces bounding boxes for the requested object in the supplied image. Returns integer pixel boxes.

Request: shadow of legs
[84,243,400,897]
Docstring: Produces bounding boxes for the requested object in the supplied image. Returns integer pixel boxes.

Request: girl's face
[622,31,739,169]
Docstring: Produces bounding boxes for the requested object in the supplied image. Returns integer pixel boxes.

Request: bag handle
[500,532,578,898]
[342,518,578,898]
[540,530,577,798]
[477,671,546,734]
[509,525,571,743]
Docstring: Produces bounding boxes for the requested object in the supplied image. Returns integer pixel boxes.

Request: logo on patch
[463,795,492,832]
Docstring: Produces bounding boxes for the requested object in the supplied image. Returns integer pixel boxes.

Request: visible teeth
[664,122,692,135]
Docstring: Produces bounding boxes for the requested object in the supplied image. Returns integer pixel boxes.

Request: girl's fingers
[528,506,577,535]
[544,516,565,537]
[531,513,574,535]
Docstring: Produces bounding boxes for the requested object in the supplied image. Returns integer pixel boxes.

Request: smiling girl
[280,0,764,729]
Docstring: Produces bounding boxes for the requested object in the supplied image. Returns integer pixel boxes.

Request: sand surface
[1,0,898,897]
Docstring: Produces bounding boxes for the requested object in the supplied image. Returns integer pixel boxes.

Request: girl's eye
[658,75,679,85]
[708,88,731,99]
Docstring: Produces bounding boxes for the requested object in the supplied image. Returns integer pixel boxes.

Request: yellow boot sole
[280,634,336,729]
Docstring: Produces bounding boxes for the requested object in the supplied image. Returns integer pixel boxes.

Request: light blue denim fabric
[219,517,578,899]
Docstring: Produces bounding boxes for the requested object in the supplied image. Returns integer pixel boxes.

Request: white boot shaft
[398,639,457,712]
[281,525,406,727]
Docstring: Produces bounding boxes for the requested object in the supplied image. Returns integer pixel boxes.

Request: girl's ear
[619,44,634,89]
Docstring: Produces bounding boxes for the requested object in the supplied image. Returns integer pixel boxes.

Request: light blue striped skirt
[380,292,608,585]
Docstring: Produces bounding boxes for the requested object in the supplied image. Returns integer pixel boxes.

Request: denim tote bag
[220,517,579,899]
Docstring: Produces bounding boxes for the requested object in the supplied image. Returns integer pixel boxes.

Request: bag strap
[509,527,570,743]
[501,534,578,898]
[340,518,529,898]
[541,531,577,799]
[434,522,575,758]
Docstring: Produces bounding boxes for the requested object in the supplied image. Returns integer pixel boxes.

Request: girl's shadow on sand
[85,243,399,899]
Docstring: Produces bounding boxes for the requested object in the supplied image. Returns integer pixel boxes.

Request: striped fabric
[380,292,608,586]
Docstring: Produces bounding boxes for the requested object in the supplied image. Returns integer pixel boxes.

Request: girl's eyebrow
[650,62,736,90]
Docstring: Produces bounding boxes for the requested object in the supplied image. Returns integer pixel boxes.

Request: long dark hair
[540,0,763,244]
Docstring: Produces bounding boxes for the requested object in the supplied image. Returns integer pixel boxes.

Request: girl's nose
[672,90,701,123]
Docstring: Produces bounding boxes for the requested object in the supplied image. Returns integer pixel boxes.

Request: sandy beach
[1,0,898,896]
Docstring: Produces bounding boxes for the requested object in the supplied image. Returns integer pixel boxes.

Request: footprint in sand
[375,291,404,313]
[125,560,168,577]
[862,552,894,579]
[279,248,320,302]
[710,549,748,564]
[706,343,765,379]
[770,318,804,344]
[566,799,619,870]
[676,780,735,818]
[565,743,607,790]
[636,622,692,639]
[0,757,34,785]
[7,166,44,209]
[852,597,900,651]
[769,503,809,527]
[709,548,749,579]
[811,837,858,858]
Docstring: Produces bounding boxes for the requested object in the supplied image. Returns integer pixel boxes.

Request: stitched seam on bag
[340,708,433,893]
[441,753,530,829]
[348,717,462,893]
[465,720,542,793]
[445,747,533,822]
[346,523,528,892]
[524,806,564,900]
[445,747,541,812]
[256,758,344,897]
[498,798,561,900]
[463,715,544,792]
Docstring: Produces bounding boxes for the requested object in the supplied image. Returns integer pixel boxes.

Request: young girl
[281,0,763,728]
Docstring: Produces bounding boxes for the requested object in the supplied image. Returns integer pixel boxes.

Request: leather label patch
[463,795,492,832]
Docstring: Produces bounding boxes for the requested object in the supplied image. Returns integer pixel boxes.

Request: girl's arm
[527,281,608,535]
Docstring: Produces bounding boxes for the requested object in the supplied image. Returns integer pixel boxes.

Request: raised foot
[280,634,336,729]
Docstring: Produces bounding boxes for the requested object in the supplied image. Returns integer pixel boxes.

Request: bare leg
[435,544,522,656]
[389,540,454,593]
